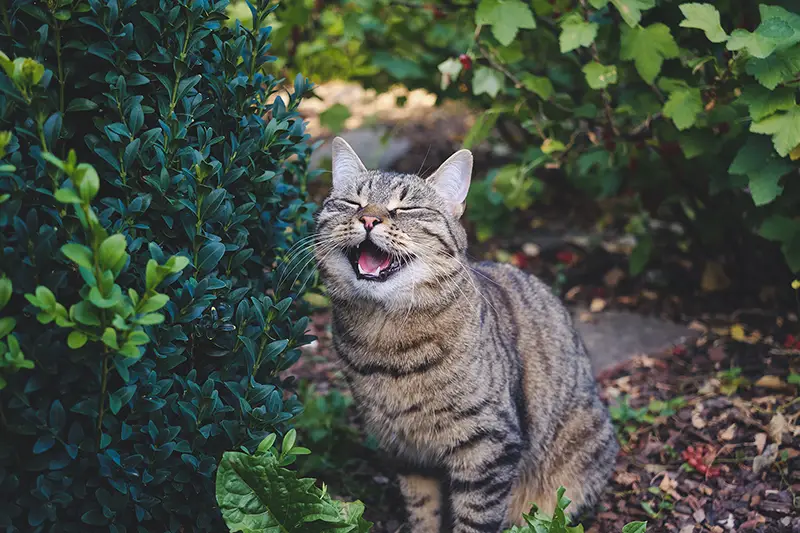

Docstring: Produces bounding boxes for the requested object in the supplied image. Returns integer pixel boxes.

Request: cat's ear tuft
[332,136,367,191]
[427,149,472,217]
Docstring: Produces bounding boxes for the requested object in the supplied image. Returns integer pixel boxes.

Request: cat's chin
[346,240,406,282]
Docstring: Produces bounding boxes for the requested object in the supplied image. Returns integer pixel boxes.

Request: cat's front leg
[445,433,523,533]
[398,473,443,532]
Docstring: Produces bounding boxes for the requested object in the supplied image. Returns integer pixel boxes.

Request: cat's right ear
[332,137,367,191]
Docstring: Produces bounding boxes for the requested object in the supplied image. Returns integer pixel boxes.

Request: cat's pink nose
[360,215,381,230]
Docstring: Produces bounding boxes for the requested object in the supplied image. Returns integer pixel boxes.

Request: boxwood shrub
[0,0,316,531]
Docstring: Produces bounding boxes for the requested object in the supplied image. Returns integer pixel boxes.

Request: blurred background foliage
[228,0,800,307]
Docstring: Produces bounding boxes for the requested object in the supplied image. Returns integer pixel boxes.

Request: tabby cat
[314,137,618,533]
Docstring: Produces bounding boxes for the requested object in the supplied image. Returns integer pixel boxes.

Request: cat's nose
[359,215,381,231]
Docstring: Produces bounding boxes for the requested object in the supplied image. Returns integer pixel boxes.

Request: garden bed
[291,309,799,532]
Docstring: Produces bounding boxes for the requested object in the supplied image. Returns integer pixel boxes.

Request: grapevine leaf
[476,0,537,46]
[472,66,505,97]
[610,0,655,28]
[620,23,679,84]
[582,62,618,89]
[748,160,791,205]
[679,3,728,43]
[663,87,702,130]
[750,106,800,157]
[559,13,599,52]
[745,45,800,90]
[737,84,796,122]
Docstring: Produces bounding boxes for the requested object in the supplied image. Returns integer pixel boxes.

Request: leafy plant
[0,0,316,530]
[216,429,372,533]
[264,0,800,282]
[216,432,646,533]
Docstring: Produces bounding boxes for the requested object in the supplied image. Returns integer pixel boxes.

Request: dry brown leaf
[641,289,658,300]
[564,285,581,300]
[718,423,736,441]
[614,471,640,486]
[688,320,708,332]
[699,484,713,496]
[754,375,785,390]
[589,298,607,313]
[701,261,731,292]
[754,432,767,454]
[753,443,779,474]
[692,403,706,429]
[616,295,638,305]
[768,412,790,443]
[693,508,706,523]
[658,472,681,500]
[603,267,625,287]
[679,526,695,533]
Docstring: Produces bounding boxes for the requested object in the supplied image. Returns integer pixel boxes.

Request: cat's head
[314,137,473,309]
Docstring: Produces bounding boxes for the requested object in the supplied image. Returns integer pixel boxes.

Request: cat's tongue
[357,244,391,276]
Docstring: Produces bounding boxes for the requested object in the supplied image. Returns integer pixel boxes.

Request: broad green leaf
[216,451,351,533]
[559,14,598,52]
[520,74,553,99]
[319,104,351,135]
[610,0,655,28]
[98,234,127,270]
[679,3,728,43]
[748,159,792,206]
[730,5,800,57]
[745,44,800,89]
[139,293,169,313]
[620,24,679,84]
[582,62,618,89]
[750,106,800,156]
[464,110,500,149]
[476,0,537,46]
[622,522,648,533]
[663,87,702,130]
[61,244,93,269]
[760,215,800,242]
[0,276,11,311]
[0,317,15,338]
[729,136,774,176]
[472,66,504,97]
[738,84,796,121]
[67,331,88,349]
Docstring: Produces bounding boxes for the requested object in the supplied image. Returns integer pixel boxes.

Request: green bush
[0,0,316,530]
[215,430,647,533]
[272,0,800,276]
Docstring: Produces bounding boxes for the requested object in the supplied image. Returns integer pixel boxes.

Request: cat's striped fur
[314,138,618,532]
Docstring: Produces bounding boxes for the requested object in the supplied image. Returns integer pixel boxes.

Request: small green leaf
[67,330,88,349]
[0,276,11,311]
[582,62,618,89]
[54,188,82,204]
[610,0,655,28]
[559,13,598,52]
[622,521,648,533]
[61,244,94,269]
[437,57,463,90]
[472,66,504,98]
[520,74,554,99]
[620,23,679,84]
[66,98,98,112]
[98,234,127,271]
[663,87,703,130]
[750,106,800,157]
[101,328,118,349]
[476,0,537,46]
[0,317,15,338]
[679,3,728,43]
[629,235,652,275]
[140,293,169,313]
[109,385,136,415]
[282,429,297,455]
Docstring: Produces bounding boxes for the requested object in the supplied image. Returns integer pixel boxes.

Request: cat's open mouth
[347,240,403,281]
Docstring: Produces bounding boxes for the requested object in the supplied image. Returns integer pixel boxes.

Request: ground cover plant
[0,0,316,530]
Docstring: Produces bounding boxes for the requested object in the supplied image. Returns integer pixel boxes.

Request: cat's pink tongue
[358,248,391,275]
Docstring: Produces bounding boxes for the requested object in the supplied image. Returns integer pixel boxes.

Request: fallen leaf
[692,403,706,429]
[589,298,607,313]
[718,423,737,441]
[701,260,731,292]
[730,324,747,341]
[614,471,640,486]
[768,412,790,443]
[754,375,785,390]
[693,508,706,523]
[754,432,767,454]
[680,526,695,533]
[752,443,779,474]
[565,286,582,300]
[718,513,735,531]
[658,472,681,499]
[603,267,626,287]
[641,289,658,300]
[578,311,594,323]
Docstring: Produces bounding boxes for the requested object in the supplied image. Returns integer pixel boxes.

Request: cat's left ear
[427,148,472,217]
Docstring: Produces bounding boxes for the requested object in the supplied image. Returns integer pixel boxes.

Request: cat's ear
[332,136,367,191]
[427,148,472,217]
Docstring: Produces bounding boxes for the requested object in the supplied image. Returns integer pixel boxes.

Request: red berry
[459,54,472,71]
[556,250,576,265]
[785,334,796,348]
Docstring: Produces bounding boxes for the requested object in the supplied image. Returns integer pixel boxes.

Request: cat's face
[314,137,472,310]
